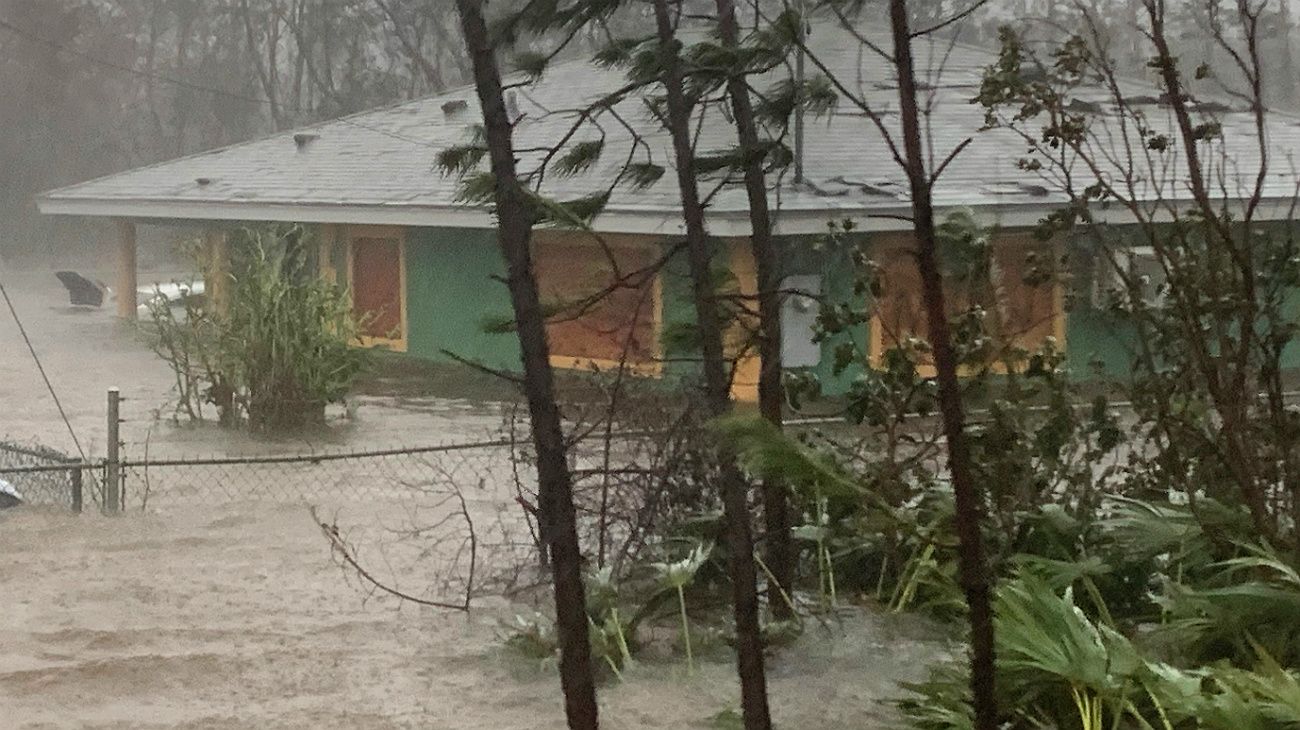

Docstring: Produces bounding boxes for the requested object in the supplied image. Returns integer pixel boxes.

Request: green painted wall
[1061,221,1300,378]
[404,227,520,370]
[1065,290,1300,377]
[1063,307,1139,377]
[391,222,1300,396]
[394,227,868,398]
[657,236,708,384]
[653,234,869,397]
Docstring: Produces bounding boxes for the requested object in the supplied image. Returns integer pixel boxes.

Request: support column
[203,229,230,314]
[318,224,338,284]
[114,219,137,320]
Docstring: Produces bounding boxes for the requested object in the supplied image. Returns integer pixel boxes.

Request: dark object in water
[55,271,107,307]
[0,478,20,509]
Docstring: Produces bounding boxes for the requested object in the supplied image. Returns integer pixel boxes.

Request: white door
[781,274,822,368]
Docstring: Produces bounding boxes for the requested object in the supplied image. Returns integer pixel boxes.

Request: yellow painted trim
[1051,239,1068,352]
[727,239,760,402]
[537,232,666,378]
[549,356,664,377]
[346,225,409,353]
[868,309,889,371]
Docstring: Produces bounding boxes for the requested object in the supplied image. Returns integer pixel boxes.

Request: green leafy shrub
[146,225,369,431]
[897,571,1300,729]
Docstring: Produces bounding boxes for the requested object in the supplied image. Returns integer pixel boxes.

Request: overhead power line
[0,277,88,463]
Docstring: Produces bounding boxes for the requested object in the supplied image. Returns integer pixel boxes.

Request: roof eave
[37,194,1300,238]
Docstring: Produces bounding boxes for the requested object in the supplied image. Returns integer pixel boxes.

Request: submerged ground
[0,270,946,728]
[2,503,944,728]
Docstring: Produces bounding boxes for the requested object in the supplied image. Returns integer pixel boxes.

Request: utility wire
[0,16,437,149]
[0,278,89,463]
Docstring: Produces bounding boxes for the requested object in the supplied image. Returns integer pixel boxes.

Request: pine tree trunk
[453,1,599,727]
[651,2,772,728]
[887,2,997,728]
[714,0,794,618]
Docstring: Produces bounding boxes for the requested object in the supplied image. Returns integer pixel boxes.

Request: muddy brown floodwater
[0,271,508,457]
[1,271,948,728]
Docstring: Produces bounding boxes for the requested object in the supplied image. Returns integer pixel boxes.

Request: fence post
[70,465,83,514]
[105,388,121,513]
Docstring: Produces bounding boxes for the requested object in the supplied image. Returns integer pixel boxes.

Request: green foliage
[898,572,1300,729]
[708,173,1300,730]
[895,663,974,730]
[513,50,551,80]
[585,566,635,679]
[503,612,560,662]
[654,542,712,673]
[694,140,793,178]
[705,708,745,729]
[593,35,652,68]
[146,226,368,431]
[620,161,666,190]
[1152,545,1300,666]
[978,19,1300,562]
[436,144,487,176]
[716,416,860,500]
[753,75,839,126]
[535,192,610,226]
[454,171,498,204]
[553,139,606,176]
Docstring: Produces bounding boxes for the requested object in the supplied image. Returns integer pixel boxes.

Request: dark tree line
[0,0,467,261]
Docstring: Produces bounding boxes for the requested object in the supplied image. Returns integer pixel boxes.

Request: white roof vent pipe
[505,91,521,123]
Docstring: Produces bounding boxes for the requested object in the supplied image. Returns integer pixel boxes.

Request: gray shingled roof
[38,22,1300,234]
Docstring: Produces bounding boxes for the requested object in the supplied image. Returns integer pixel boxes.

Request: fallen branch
[309,505,472,611]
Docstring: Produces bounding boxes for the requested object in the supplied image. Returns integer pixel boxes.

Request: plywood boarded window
[348,229,407,351]
[870,233,1061,370]
[533,240,661,374]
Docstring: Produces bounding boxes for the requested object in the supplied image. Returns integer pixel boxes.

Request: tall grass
[148,226,369,431]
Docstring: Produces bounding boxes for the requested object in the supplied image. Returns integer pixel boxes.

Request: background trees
[0,0,466,263]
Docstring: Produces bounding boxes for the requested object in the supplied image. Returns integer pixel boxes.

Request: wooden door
[350,233,406,348]
[533,240,660,373]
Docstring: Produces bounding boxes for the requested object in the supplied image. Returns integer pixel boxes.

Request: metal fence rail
[116,438,526,510]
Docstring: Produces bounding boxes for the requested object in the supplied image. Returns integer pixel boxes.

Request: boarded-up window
[872,235,1059,367]
[533,242,659,369]
[351,235,404,342]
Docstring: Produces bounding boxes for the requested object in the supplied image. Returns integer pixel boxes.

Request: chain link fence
[117,439,523,510]
[105,436,548,605]
[0,440,90,510]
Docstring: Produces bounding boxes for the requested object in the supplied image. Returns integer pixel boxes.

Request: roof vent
[823,176,907,199]
[442,99,468,117]
[505,91,521,122]
[1123,95,1162,106]
[293,133,319,150]
[981,181,1050,197]
[196,177,213,186]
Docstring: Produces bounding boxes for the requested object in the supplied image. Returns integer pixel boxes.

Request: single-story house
[37,22,1300,399]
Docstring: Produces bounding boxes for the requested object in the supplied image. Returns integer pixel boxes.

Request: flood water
[0,267,949,728]
[0,270,509,460]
